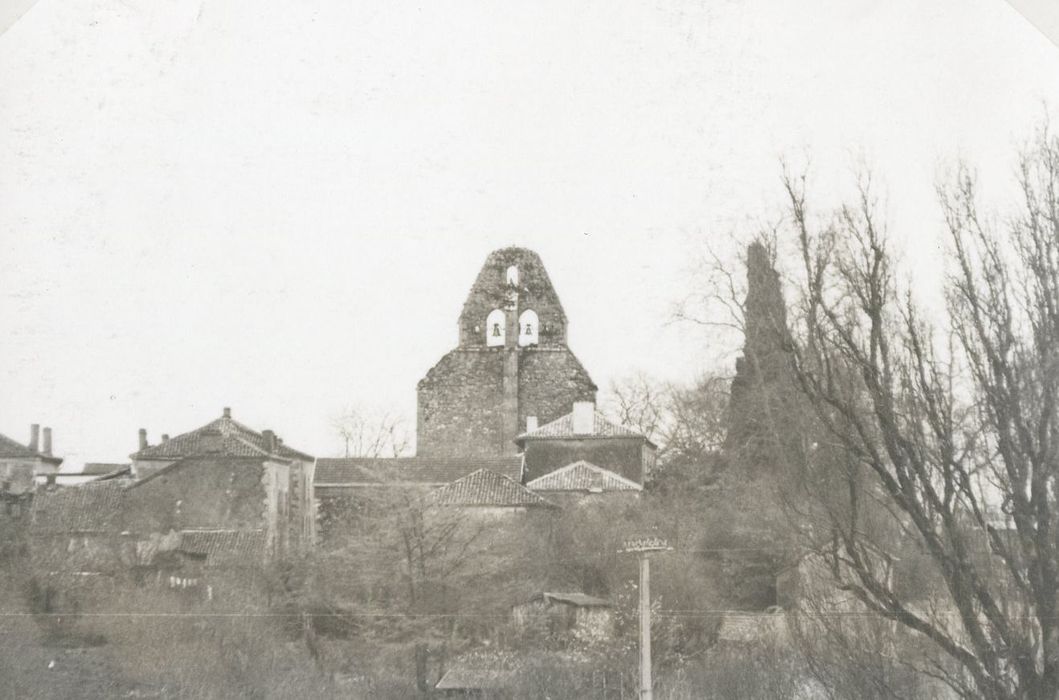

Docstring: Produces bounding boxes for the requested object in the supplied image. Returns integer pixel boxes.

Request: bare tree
[765,127,1059,699]
[306,469,552,694]
[331,406,410,458]
[605,371,728,477]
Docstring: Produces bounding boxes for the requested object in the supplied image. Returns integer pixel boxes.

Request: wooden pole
[639,552,652,700]
[622,536,668,700]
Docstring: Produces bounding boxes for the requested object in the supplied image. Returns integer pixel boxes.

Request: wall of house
[533,491,641,511]
[132,458,177,481]
[123,461,268,534]
[0,458,37,495]
[523,438,645,484]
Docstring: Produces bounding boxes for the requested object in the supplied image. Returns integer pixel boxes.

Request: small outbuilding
[512,591,614,642]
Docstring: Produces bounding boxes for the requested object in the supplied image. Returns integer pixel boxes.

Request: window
[519,310,539,346]
[506,265,519,286]
[486,309,506,346]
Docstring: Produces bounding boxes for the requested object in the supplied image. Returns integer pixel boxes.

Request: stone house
[515,402,656,484]
[129,407,315,548]
[417,247,597,459]
[30,454,298,598]
[0,424,63,496]
[0,425,62,552]
[511,591,614,642]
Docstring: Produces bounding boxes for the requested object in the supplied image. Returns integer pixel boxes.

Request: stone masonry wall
[123,459,267,534]
[417,246,598,458]
[417,346,596,459]
[417,349,506,458]
[518,348,597,433]
[459,247,568,348]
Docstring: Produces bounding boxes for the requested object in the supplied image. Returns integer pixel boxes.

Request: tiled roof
[178,529,267,566]
[435,668,515,691]
[0,432,37,459]
[82,462,129,476]
[314,456,523,485]
[429,469,556,508]
[526,461,643,492]
[515,411,644,442]
[0,431,60,463]
[127,455,267,487]
[30,482,126,535]
[533,592,611,607]
[131,413,312,462]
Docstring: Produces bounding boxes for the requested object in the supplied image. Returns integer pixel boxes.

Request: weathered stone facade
[129,408,315,548]
[417,247,597,458]
[29,456,294,586]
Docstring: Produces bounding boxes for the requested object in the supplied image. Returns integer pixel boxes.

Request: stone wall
[458,247,568,348]
[417,349,507,458]
[518,348,597,432]
[417,346,596,458]
[417,246,599,458]
[124,458,269,534]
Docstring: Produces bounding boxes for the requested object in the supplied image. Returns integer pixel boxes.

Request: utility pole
[622,536,671,700]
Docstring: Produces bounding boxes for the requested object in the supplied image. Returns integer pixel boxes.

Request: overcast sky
[1,0,1057,468]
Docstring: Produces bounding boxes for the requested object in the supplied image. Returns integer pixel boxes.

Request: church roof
[130,410,312,462]
[525,461,642,492]
[314,456,523,486]
[429,469,557,508]
[515,410,646,443]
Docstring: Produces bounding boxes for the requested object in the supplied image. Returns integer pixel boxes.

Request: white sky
[1,0,1057,468]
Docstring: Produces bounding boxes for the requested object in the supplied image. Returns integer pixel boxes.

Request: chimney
[42,427,52,457]
[572,401,595,435]
[526,416,538,433]
[223,407,231,419]
[162,434,170,442]
[138,428,148,451]
[29,424,40,453]
[262,430,277,453]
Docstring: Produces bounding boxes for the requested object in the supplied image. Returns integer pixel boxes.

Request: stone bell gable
[417,247,597,459]
[457,247,569,348]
